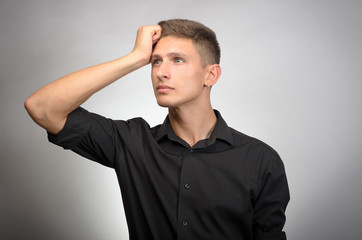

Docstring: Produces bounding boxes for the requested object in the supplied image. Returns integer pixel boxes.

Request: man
[25,19,289,240]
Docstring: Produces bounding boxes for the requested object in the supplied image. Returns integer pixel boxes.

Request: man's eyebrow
[151,54,161,60]
[167,52,188,58]
[151,52,188,60]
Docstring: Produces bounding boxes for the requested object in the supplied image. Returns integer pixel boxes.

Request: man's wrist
[128,50,151,68]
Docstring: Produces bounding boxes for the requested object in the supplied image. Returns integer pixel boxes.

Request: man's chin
[156,99,179,108]
[157,102,172,108]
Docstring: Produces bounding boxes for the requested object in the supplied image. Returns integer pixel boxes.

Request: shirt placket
[176,148,195,240]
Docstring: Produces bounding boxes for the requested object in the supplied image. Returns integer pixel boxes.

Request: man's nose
[156,62,170,80]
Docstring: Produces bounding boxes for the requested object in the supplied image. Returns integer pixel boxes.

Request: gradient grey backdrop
[1,0,361,239]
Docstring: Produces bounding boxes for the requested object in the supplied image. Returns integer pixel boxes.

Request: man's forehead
[152,37,196,57]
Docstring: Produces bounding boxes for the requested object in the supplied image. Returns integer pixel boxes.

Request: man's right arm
[24,25,162,135]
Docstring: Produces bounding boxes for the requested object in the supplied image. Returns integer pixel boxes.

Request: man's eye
[153,59,162,65]
[175,58,184,63]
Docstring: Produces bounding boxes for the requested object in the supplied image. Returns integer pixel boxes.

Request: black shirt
[48,107,289,240]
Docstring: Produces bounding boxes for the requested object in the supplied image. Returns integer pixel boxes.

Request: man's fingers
[132,25,162,65]
[152,30,162,44]
[152,26,161,41]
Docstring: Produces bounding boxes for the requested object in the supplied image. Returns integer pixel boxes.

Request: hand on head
[132,25,162,65]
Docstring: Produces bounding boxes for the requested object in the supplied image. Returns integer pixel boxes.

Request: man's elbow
[24,95,42,122]
[24,96,65,135]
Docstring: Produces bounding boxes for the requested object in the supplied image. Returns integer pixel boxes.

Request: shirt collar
[156,110,234,146]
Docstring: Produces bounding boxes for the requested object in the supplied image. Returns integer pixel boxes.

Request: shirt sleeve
[252,148,290,240]
[47,107,145,168]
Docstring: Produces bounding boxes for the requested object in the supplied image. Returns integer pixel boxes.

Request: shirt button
[188,149,193,154]
[184,183,190,189]
[182,221,188,227]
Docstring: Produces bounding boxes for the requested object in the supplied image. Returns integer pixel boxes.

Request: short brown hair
[158,19,220,66]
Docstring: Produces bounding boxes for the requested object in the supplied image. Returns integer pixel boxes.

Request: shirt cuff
[47,107,90,149]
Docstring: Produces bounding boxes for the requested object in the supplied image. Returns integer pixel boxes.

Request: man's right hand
[131,25,162,66]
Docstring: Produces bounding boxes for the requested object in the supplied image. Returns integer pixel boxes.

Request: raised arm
[25,25,162,135]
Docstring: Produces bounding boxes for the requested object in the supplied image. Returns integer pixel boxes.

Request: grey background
[1,0,361,239]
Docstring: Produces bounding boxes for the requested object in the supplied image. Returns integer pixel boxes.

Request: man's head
[157,19,220,66]
[151,19,222,108]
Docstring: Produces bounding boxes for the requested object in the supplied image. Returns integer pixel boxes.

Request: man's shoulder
[113,117,165,140]
[228,126,279,157]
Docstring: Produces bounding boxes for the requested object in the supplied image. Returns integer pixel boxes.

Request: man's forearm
[25,52,147,135]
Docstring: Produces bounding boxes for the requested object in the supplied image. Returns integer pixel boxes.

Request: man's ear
[205,64,222,87]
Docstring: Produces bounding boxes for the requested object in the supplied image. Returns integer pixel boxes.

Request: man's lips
[156,85,174,93]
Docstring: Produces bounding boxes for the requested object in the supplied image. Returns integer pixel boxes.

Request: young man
[25,19,289,240]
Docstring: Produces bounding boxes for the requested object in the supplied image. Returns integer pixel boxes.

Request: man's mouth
[157,85,174,93]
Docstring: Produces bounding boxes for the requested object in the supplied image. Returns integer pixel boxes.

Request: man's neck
[168,103,217,147]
